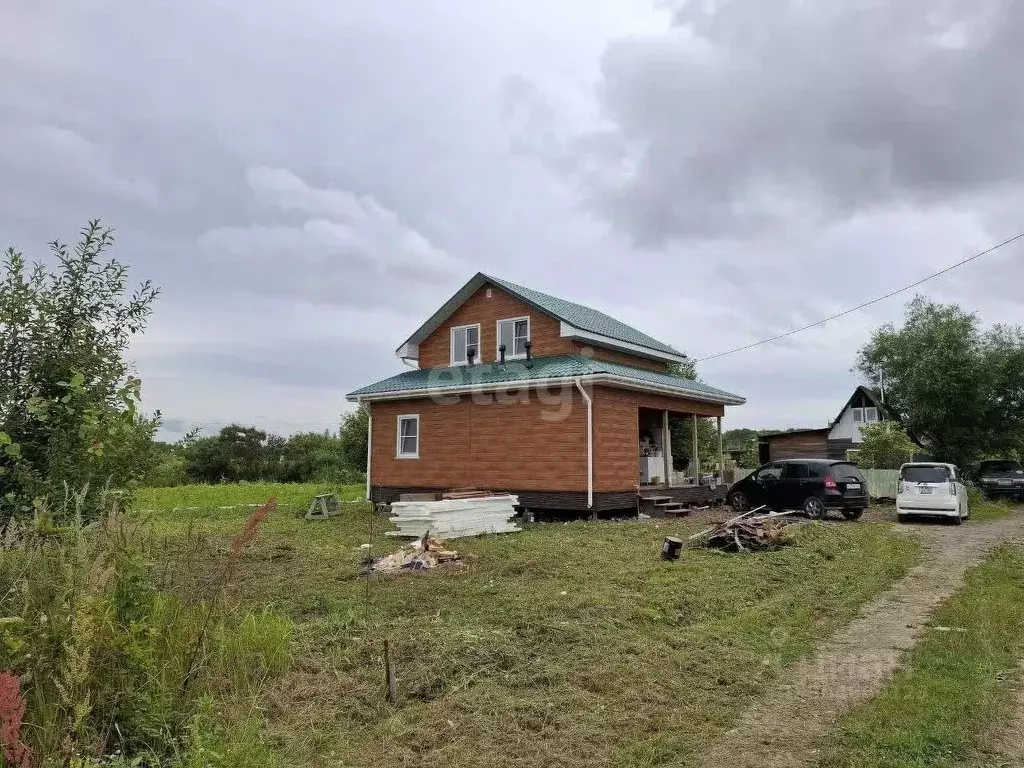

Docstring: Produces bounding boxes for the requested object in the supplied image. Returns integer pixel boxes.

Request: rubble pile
[368,536,463,574]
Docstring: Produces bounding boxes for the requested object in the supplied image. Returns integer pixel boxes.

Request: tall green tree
[857,297,1024,467]
[0,222,160,516]
[338,405,369,473]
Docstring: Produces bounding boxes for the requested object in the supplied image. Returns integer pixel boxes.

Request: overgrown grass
[968,485,1014,521]
[146,504,920,767]
[0,496,295,766]
[136,482,365,510]
[818,546,1024,768]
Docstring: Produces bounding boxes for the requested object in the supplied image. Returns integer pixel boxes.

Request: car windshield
[980,461,1023,474]
[830,463,865,481]
[902,465,950,483]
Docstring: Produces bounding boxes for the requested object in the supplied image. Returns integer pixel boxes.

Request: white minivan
[896,462,970,524]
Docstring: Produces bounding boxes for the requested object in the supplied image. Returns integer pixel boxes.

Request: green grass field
[819,546,1024,768]
[142,493,920,768]
[136,482,365,510]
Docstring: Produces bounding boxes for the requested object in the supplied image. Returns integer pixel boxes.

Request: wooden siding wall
[573,343,670,372]
[417,285,571,368]
[370,390,587,491]
[592,386,724,492]
[766,431,829,461]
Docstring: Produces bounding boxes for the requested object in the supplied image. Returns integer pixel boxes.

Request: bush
[856,422,917,469]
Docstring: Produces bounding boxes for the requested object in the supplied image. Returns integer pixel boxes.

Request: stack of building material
[386,495,521,539]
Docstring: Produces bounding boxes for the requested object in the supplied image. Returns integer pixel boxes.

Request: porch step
[662,503,690,516]
[639,495,673,503]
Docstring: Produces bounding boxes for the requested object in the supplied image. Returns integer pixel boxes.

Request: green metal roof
[483,275,681,356]
[397,272,683,359]
[347,354,744,404]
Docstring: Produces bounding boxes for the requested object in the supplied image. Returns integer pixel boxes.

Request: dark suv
[727,459,869,520]
[976,459,1024,500]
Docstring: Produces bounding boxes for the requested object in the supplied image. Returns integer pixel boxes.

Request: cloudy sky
[3,0,1022,439]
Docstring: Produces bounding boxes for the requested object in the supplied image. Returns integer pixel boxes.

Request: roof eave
[346,373,745,406]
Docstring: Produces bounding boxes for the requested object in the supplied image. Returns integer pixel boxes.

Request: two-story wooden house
[347,273,746,513]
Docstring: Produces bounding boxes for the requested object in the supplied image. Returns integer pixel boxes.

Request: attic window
[864,407,879,423]
[497,317,530,358]
[852,408,863,423]
[450,323,480,366]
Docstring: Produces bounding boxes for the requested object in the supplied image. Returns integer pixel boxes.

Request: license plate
[846,483,861,490]
[919,486,933,494]
[998,479,1012,486]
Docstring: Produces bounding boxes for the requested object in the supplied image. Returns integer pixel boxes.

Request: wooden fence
[730,468,901,499]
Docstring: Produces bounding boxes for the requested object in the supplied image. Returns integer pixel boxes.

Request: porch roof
[347,354,745,405]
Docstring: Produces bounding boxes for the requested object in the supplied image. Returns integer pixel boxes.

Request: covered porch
[637,406,729,513]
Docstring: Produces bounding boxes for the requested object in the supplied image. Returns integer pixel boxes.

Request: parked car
[896,462,969,524]
[975,459,1024,500]
[727,459,868,520]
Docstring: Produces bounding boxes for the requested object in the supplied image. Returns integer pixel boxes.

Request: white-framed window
[450,323,481,366]
[852,407,864,423]
[396,414,419,458]
[864,407,879,423]
[497,316,530,358]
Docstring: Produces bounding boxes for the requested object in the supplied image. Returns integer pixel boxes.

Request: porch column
[717,415,724,482]
[662,410,671,485]
[692,413,700,482]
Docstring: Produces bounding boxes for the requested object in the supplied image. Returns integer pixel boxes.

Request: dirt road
[694,512,1024,768]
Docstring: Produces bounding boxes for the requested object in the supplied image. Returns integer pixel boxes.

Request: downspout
[574,378,593,509]
[364,401,372,502]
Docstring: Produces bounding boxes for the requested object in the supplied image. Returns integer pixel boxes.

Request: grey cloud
[540,0,1024,244]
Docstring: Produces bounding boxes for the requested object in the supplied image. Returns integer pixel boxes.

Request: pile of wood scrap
[368,536,462,574]
[387,495,520,539]
[689,507,801,553]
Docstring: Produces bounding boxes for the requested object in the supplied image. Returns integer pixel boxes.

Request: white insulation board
[386,495,521,539]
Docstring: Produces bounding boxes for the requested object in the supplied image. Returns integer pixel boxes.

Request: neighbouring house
[757,385,893,464]
[346,273,746,513]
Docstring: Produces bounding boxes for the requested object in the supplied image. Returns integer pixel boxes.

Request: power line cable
[696,229,1024,363]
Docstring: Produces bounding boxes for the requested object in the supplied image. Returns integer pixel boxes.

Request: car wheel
[842,508,864,521]
[803,495,826,520]
[897,513,909,524]
[730,492,748,513]
[963,501,971,520]
[952,514,963,526]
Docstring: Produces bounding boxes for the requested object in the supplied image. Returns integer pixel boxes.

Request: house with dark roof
[347,273,745,513]
[757,385,895,464]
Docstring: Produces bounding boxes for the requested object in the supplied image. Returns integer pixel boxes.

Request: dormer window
[450,323,480,366]
[497,317,530,359]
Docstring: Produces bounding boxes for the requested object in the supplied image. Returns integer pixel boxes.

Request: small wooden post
[384,638,397,705]
[717,415,724,483]
[692,413,700,482]
[662,409,671,486]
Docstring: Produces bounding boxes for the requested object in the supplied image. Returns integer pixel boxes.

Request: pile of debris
[368,535,462,574]
[689,507,800,553]
[387,494,520,540]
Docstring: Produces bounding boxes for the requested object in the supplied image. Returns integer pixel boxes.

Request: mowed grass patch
[136,482,365,511]
[818,546,1024,768]
[147,504,919,768]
